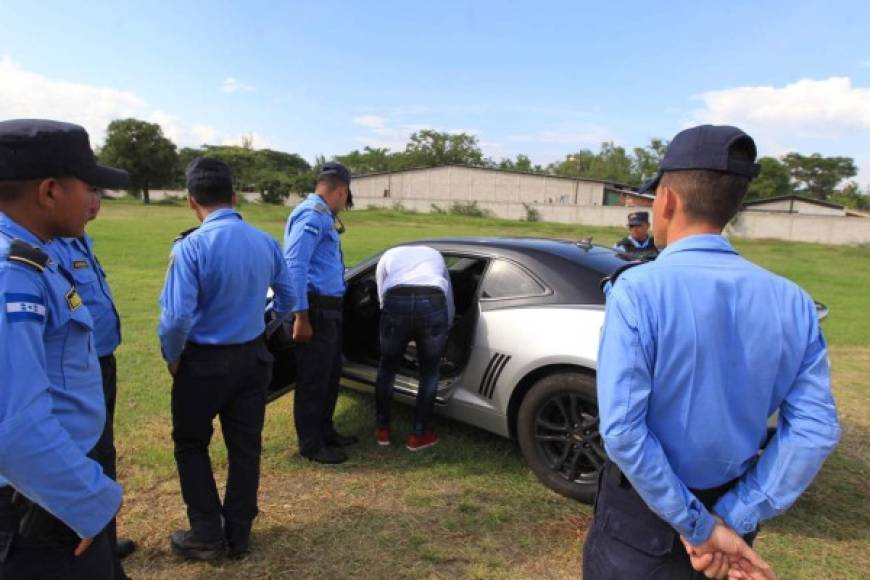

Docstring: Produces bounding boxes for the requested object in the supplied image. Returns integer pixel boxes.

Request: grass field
[89,199,868,579]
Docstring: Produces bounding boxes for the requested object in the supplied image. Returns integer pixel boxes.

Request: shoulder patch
[173,226,199,244]
[600,261,644,291]
[5,292,46,323]
[7,239,49,272]
[303,224,320,236]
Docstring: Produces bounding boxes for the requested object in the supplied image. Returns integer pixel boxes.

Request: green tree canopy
[404,130,485,167]
[99,118,178,204]
[748,157,792,200]
[782,153,857,200]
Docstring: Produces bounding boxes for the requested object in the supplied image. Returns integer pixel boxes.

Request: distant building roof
[742,195,845,211]
[352,163,637,190]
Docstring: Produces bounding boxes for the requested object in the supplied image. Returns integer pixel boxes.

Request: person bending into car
[158,157,295,561]
[374,245,454,450]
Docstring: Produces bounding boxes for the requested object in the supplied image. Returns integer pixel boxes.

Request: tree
[99,118,178,203]
[832,181,870,210]
[497,154,534,172]
[782,153,857,200]
[632,138,668,183]
[337,147,396,174]
[404,130,484,167]
[548,142,635,184]
[748,157,792,200]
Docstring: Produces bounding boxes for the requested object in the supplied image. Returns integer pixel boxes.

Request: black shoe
[170,529,226,562]
[116,538,137,559]
[325,431,359,447]
[226,540,250,561]
[301,446,347,464]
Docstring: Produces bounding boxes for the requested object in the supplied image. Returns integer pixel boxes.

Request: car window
[480,259,546,299]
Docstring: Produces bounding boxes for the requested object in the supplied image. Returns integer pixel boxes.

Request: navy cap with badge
[318,161,353,208]
[0,119,129,188]
[627,211,649,226]
[638,125,761,194]
[185,157,234,195]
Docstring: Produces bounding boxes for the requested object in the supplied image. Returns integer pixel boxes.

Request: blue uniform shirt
[597,234,840,545]
[47,234,121,357]
[158,208,295,363]
[0,212,122,538]
[283,193,346,312]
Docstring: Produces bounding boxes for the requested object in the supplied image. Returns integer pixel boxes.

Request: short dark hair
[316,174,343,192]
[659,140,754,228]
[189,184,233,207]
[0,179,38,202]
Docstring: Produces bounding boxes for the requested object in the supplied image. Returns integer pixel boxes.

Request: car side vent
[479,353,511,399]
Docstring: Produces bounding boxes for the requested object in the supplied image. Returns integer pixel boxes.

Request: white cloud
[0,56,273,150]
[221,77,255,94]
[691,77,870,139]
[352,115,387,128]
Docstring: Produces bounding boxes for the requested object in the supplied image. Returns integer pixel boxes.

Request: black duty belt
[187,335,264,350]
[308,293,343,310]
[606,461,737,510]
[386,285,444,298]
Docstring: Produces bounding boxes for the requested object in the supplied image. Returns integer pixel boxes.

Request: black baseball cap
[638,125,760,194]
[0,119,129,188]
[318,161,353,208]
[185,157,233,195]
[627,211,649,226]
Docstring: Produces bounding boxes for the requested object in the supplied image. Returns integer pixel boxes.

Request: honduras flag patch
[5,293,46,323]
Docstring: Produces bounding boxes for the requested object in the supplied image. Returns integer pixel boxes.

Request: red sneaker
[376,427,391,447]
[405,432,439,451]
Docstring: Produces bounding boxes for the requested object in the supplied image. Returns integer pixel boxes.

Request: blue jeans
[375,288,449,435]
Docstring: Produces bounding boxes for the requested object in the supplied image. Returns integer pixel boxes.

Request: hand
[682,519,776,580]
[167,361,180,376]
[74,537,93,557]
[293,312,313,343]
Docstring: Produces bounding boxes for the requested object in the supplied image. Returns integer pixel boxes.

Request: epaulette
[600,261,644,291]
[173,227,199,243]
[6,239,49,272]
[313,203,329,214]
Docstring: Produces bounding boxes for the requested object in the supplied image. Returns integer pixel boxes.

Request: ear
[661,184,678,221]
[34,178,60,210]
[187,194,196,210]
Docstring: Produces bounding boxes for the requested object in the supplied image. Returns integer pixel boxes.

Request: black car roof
[399,236,632,276]
[390,237,636,306]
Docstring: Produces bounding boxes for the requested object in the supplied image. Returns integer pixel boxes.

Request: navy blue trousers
[375,288,449,435]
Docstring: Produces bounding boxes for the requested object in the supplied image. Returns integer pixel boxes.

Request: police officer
[159,157,295,561]
[0,119,126,578]
[47,191,135,577]
[284,161,357,464]
[583,125,841,579]
[614,211,658,259]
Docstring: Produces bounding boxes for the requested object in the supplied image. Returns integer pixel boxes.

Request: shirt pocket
[62,304,97,378]
[70,261,99,289]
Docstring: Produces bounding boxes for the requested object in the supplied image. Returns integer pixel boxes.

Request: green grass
[87,199,868,579]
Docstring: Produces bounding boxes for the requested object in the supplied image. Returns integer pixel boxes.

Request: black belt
[606,461,737,510]
[187,335,264,350]
[307,293,343,310]
[386,285,444,297]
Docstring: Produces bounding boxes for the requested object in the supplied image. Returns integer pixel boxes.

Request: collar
[628,235,650,248]
[657,234,738,259]
[309,193,336,220]
[203,208,242,225]
[0,211,47,247]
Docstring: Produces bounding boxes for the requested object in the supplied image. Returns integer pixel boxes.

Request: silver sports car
[265,237,828,503]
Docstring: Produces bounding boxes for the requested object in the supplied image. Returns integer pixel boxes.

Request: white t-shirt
[375,245,455,324]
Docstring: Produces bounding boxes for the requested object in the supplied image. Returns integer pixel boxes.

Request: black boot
[169,529,226,561]
[301,446,347,464]
[116,538,137,559]
[325,430,359,447]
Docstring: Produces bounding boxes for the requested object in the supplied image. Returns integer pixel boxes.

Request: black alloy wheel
[517,372,604,503]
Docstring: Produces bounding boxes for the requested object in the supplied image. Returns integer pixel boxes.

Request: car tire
[517,372,605,504]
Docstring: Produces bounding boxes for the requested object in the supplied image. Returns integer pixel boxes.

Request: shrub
[522,202,541,222]
[449,200,490,218]
[430,203,446,214]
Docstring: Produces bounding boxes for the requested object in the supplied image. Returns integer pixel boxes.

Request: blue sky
[2,0,869,184]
